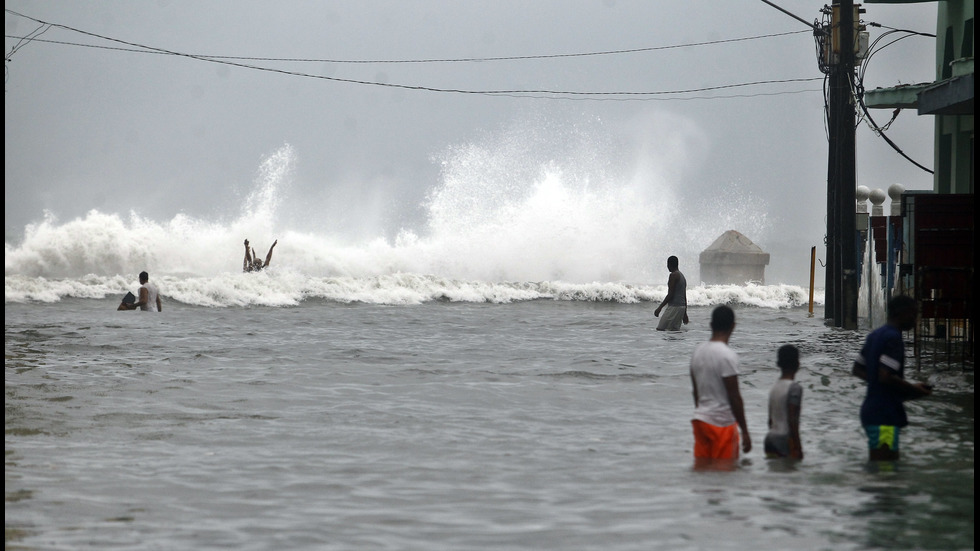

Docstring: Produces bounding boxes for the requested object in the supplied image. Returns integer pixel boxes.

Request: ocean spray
[6,115,792,306]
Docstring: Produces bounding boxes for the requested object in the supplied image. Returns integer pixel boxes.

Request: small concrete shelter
[699,230,770,285]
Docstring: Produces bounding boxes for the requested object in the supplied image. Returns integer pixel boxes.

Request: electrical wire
[7,29,811,64]
[5,22,50,60]
[867,22,935,38]
[810,2,934,175]
[859,30,919,83]
[5,21,51,84]
[855,92,933,174]
[490,87,822,102]
[758,0,826,36]
[850,24,935,174]
[4,9,821,100]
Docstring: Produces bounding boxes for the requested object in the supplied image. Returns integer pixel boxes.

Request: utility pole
[761,0,861,328]
[825,0,858,329]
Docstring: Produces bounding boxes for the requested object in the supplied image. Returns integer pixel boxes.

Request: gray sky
[5,1,938,283]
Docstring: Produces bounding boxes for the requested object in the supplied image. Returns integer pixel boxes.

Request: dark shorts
[764,434,791,458]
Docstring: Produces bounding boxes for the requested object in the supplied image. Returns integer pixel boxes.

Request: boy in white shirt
[764,345,803,459]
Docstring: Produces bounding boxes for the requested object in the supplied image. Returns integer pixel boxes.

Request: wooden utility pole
[825,0,859,329]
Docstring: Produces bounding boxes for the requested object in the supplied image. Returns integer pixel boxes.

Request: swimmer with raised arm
[243,239,277,272]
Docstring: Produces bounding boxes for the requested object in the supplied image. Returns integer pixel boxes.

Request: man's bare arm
[656,272,678,315]
[723,375,751,453]
[264,240,277,267]
[690,372,699,407]
[134,287,149,310]
[788,402,802,459]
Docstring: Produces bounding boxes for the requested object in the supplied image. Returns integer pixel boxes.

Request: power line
[4,29,811,64]
[758,0,826,36]
[866,22,935,38]
[4,10,822,100]
[484,87,822,102]
[848,21,934,174]
[5,23,50,60]
[803,3,933,174]
[5,20,51,83]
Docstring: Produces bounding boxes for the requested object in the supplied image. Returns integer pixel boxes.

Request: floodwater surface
[5,299,973,550]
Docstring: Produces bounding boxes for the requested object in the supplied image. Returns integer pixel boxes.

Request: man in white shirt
[118,271,162,312]
[690,305,750,461]
[765,345,803,459]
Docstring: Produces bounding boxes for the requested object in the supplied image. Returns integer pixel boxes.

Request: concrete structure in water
[698,230,770,285]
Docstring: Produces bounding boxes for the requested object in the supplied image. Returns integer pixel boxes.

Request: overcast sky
[5,1,939,282]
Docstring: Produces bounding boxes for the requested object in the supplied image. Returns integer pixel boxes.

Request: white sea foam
[6,122,802,306]
[5,270,822,308]
[857,232,887,329]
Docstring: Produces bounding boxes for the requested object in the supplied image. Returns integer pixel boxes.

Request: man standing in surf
[117,271,162,312]
[689,305,751,464]
[654,255,688,331]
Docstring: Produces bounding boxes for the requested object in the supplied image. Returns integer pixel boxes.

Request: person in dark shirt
[654,255,689,331]
[851,295,932,461]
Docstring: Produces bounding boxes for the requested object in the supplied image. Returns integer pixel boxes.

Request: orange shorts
[692,419,739,459]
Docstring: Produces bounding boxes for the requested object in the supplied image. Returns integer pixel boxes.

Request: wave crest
[6,271,821,308]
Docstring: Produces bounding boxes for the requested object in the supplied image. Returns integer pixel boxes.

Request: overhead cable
[758,0,827,36]
[850,26,934,173]
[5,9,809,64]
[5,30,812,64]
[4,10,821,100]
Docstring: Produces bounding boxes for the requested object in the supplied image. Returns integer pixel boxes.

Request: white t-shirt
[690,341,740,427]
[140,282,160,312]
[767,379,802,437]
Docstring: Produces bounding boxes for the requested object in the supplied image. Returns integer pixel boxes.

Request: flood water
[5,298,974,550]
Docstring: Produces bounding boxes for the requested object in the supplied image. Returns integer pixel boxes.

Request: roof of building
[699,230,770,265]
